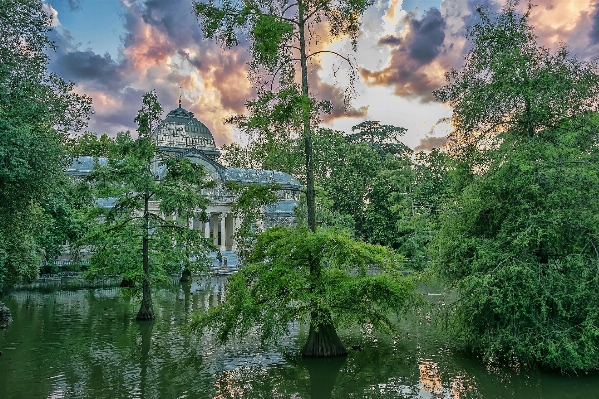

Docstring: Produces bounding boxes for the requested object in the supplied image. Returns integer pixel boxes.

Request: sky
[42,0,599,151]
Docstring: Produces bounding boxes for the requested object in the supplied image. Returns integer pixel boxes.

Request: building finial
[178,87,182,108]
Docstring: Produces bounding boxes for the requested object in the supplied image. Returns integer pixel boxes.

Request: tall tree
[195,0,376,356]
[83,92,214,320]
[0,0,92,289]
[432,1,599,371]
[433,0,599,166]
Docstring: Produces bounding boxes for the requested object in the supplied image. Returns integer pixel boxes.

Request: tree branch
[306,50,353,66]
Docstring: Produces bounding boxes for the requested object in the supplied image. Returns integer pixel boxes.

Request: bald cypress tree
[194,0,419,357]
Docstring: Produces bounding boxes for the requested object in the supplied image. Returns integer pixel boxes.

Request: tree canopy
[0,0,92,289]
[191,226,419,355]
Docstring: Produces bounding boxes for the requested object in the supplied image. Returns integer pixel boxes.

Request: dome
[153,104,220,159]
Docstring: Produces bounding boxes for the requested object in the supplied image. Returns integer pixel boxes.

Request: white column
[220,212,227,252]
[204,217,210,239]
[188,217,194,230]
[212,214,219,247]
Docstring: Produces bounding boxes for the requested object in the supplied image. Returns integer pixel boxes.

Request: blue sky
[42,0,599,150]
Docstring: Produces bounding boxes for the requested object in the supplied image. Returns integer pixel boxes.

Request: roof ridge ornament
[178,87,182,108]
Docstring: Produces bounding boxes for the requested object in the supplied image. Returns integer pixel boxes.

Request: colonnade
[189,211,241,252]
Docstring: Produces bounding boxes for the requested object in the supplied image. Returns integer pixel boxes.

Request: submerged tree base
[302,323,347,357]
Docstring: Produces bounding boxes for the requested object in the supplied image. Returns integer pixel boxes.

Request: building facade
[67,104,301,255]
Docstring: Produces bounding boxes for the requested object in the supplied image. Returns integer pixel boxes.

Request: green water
[1,278,598,399]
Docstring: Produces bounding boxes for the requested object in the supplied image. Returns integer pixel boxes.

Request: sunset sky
[43,0,599,150]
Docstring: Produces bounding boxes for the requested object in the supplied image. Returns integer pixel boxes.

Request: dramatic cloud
[45,0,599,147]
[52,51,123,90]
[361,7,446,101]
[46,0,255,143]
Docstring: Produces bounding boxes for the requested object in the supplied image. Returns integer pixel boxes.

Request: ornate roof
[163,106,213,139]
[151,104,220,161]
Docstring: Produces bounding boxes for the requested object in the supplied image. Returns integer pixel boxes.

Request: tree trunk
[137,193,155,320]
[298,0,316,233]
[302,318,347,357]
[179,267,192,282]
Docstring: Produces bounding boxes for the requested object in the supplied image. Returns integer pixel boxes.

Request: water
[1,279,599,399]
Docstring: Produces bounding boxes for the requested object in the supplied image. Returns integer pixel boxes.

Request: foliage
[432,2,599,371]
[67,132,113,157]
[83,131,214,280]
[0,0,91,289]
[226,182,280,262]
[195,0,374,234]
[434,115,599,371]
[191,226,419,345]
[433,0,599,165]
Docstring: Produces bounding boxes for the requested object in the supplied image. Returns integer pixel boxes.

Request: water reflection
[1,281,599,399]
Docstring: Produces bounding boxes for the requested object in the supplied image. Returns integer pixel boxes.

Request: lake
[1,278,598,398]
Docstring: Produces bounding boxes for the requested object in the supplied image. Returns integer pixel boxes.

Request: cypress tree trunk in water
[137,194,155,320]
[302,312,347,357]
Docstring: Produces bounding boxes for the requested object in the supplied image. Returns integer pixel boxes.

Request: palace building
[67,103,301,264]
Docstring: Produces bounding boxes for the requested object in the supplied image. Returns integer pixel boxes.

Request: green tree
[83,92,214,320]
[432,1,599,371]
[433,0,599,166]
[191,226,419,356]
[67,132,113,158]
[195,0,377,356]
[0,0,92,289]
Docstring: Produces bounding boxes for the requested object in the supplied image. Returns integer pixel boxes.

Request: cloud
[361,7,446,100]
[414,135,447,151]
[378,34,402,45]
[52,51,123,90]
[591,3,599,45]
[404,7,446,63]
[45,0,256,143]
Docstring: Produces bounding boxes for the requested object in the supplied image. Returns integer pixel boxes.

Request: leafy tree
[83,92,214,320]
[195,0,378,356]
[191,226,419,356]
[345,121,410,160]
[434,115,599,371]
[433,0,599,166]
[226,182,279,263]
[432,1,599,371]
[67,132,113,158]
[0,0,92,289]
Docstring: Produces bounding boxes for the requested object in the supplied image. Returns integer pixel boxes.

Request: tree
[195,0,376,356]
[433,0,599,166]
[83,92,214,320]
[431,1,599,371]
[0,0,92,289]
[191,226,419,356]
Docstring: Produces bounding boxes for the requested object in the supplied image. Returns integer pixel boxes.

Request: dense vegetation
[0,0,91,290]
[431,2,599,371]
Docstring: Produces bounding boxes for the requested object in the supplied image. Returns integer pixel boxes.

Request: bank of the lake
[1,279,598,399]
